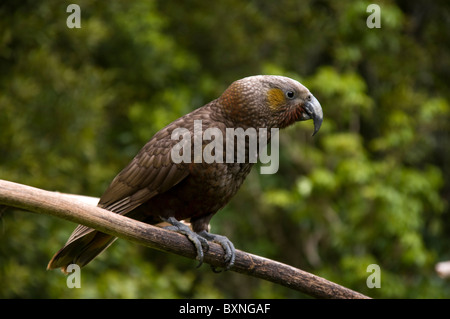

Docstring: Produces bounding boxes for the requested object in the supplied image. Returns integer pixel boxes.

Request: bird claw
[162,217,209,268]
[198,230,235,271]
[162,217,235,271]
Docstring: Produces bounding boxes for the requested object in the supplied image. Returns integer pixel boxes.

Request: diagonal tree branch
[0,179,370,299]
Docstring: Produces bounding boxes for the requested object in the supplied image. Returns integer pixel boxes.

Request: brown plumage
[47,75,323,273]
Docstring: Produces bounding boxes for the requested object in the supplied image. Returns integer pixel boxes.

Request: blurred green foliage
[1,0,449,298]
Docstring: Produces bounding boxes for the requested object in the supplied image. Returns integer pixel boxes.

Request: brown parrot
[47,75,323,273]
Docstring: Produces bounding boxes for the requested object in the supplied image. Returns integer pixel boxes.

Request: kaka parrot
[48,75,323,272]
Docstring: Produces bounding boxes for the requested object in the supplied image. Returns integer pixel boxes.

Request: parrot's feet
[162,217,209,268]
[162,217,235,271]
[198,230,235,272]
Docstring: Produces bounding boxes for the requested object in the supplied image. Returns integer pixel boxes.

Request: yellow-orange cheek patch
[267,88,286,109]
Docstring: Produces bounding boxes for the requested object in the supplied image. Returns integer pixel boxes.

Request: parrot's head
[219,75,323,135]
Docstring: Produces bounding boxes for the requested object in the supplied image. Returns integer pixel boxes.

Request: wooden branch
[0,179,370,299]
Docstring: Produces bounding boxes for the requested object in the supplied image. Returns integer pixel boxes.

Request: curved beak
[303,94,323,136]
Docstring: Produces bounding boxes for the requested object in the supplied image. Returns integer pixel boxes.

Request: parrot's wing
[48,124,191,271]
[67,127,190,244]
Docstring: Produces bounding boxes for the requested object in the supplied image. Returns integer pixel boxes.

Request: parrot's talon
[198,230,235,271]
[162,217,209,267]
[162,217,235,271]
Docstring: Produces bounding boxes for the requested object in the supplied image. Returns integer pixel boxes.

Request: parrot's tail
[47,225,117,274]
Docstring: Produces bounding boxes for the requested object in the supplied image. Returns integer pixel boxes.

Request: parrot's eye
[285,91,295,99]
